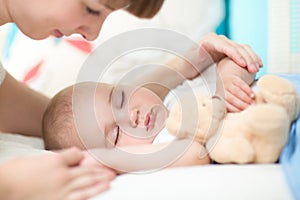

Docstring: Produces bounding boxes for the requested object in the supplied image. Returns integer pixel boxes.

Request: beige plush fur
[166,75,299,164]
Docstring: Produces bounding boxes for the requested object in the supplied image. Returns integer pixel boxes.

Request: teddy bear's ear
[256,75,299,121]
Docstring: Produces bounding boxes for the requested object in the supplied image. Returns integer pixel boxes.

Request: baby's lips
[144,113,150,126]
[146,111,156,132]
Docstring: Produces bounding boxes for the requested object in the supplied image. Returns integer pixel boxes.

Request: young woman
[0,0,261,199]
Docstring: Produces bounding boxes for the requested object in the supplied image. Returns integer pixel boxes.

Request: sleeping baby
[42,81,175,150]
[42,57,255,172]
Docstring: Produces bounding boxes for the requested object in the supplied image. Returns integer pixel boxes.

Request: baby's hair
[107,0,164,18]
[42,86,85,150]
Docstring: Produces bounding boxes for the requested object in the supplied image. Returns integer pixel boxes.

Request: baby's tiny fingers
[225,90,251,111]
[226,101,241,113]
[234,81,255,103]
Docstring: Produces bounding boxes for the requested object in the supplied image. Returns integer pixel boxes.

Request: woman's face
[94,83,168,147]
[7,0,112,40]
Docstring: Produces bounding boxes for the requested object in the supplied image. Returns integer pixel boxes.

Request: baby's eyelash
[114,126,120,146]
[120,91,124,108]
[86,7,101,16]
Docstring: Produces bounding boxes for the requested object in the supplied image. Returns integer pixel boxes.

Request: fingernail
[256,63,260,70]
[250,64,257,72]
[241,58,247,66]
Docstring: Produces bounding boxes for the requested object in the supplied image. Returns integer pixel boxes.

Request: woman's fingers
[66,182,110,200]
[243,44,263,66]
[225,41,261,73]
[236,44,262,73]
[64,167,116,200]
[68,171,113,191]
[70,167,116,181]
[200,32,263,73]
[201,33,247,66]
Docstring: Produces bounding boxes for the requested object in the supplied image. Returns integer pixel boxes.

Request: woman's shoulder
[0,62,6,85]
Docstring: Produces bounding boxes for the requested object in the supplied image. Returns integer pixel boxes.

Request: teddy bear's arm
[206,135,255,164]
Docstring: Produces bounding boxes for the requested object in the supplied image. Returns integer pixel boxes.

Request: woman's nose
[77,25,101,41]
[130,109,139,128]
[81,30,100,41]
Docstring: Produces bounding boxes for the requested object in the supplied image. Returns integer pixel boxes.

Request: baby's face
[94,83,168,147]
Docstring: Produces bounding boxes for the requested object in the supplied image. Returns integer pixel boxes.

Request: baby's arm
[216,57,256,112]
[83,139,210,174]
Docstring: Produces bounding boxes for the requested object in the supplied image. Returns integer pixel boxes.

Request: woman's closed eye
[86,6,101,16]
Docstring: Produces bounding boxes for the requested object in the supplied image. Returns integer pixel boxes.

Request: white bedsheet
[93,165,293,200]
[0,133,293,200]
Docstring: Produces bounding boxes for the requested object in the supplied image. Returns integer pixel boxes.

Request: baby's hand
[222,75,255,112]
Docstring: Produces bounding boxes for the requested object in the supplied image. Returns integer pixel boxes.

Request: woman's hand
[0,147,116,200]
[174,32,263,80]
[199,32,263,73]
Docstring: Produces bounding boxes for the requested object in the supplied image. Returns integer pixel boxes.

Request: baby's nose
[130,109,139,128]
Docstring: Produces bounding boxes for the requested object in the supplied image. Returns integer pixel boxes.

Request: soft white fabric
[0,133,46,163]
[0,133,293,200]
[92,165,293,200]
[152,128,175,144]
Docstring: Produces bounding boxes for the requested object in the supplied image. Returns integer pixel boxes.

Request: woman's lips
[53,30,63,38]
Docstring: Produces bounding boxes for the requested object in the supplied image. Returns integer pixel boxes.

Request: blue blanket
[279,74,300,200]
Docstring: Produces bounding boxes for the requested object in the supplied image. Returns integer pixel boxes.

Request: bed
[0,1,299,199]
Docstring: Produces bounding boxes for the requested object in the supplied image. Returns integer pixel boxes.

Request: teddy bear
[166,74,299,164]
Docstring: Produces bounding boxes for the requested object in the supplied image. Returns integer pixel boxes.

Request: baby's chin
[151,105,169,135]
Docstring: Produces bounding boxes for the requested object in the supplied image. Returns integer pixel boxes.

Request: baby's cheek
[80,151,103,167]
[117,134,154,146]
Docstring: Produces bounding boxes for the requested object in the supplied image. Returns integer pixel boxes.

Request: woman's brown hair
[107,0,165,18]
